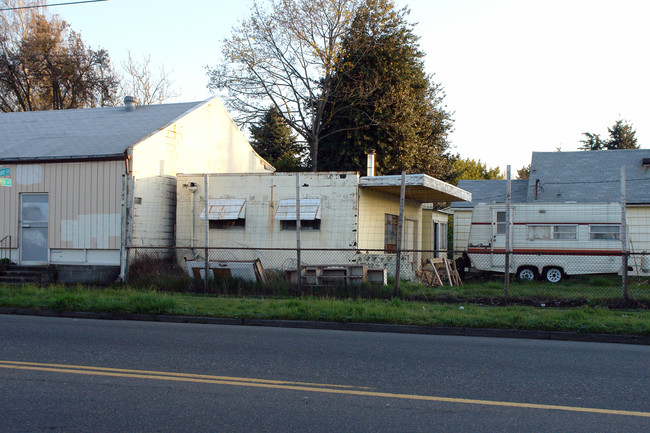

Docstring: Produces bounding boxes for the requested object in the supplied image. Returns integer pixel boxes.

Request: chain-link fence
[125,246,649,306]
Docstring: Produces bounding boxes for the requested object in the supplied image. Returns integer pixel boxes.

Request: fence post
[204,174,209,292]
[296,173,302,293]
[504,166,511,298]
[394,171,406,297]
[621,166,628,300]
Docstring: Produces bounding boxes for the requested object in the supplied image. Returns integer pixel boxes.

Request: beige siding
[627,206,650,251]
[0,161,124,261]
[357,189,422,251]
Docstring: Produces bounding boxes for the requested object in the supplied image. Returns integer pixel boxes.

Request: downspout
[188,182,198,248]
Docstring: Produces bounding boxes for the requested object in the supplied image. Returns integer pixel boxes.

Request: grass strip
[0,284,648,336]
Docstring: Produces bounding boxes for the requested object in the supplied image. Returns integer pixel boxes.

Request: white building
[176,172,470,281]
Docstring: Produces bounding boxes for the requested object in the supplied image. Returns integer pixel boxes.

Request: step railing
[0,235,11,263]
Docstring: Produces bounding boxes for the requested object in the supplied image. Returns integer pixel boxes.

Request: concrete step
[0,265,53,285]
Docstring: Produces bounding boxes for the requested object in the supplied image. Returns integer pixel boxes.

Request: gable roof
[0,99,209,163]
[451,179,528,208]
[451,149,650,209]
[528,149,650,204]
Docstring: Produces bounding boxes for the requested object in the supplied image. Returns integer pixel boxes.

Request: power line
[0,0,108,11]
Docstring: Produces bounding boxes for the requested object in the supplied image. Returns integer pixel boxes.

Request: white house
[0,97,272,283]
[176,171,470,281]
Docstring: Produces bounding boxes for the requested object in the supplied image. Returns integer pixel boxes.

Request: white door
[490,209,506,269]
[20,194,49,264]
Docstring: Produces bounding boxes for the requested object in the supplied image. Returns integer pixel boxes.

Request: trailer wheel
[517,267,537,281]
[543,267,563,283]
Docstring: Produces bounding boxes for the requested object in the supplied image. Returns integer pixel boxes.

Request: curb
[1,307,648,345]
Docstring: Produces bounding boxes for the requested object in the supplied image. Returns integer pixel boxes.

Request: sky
[51,0,649,173]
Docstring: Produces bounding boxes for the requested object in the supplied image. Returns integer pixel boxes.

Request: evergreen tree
[317,0,454,179]
[606,119,638,149]
[579,119,638,151]
[250,106,303,171]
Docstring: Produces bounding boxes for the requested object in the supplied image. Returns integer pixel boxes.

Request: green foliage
[580,119,639,150]
[516,164,530,179]
[450,158,503,184]
[250,106,304,171]
[317,0,455,179]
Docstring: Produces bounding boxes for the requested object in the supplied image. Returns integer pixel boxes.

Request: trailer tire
[543,267,563,283]
[517,267,537,281]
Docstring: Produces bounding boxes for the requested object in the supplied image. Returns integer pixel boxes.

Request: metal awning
[275,198,321,220]
[359,174,471,203]
[200,199,246,220]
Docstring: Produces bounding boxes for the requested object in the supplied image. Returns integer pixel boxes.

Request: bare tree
[207,0,362,171]
[119,52,178,105]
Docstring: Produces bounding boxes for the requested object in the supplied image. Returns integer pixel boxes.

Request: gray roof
[528,149,650,204]
[451,179,529,208]
[451,149,650,208]
[0,100,208,162]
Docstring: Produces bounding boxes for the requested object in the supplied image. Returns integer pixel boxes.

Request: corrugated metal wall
[0,160,124,249]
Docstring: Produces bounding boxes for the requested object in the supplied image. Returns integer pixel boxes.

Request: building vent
[124,96,137,112]
[642,158,650,166]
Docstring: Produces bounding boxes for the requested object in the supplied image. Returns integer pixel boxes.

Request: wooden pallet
[419,258,462,287]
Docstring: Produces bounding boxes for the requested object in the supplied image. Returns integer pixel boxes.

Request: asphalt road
[0,314,648,432]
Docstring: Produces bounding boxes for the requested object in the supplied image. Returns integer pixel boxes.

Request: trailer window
[553,225,577,240]
[590,225,620,240]
[495,211,506,234]
[527,225,577,240]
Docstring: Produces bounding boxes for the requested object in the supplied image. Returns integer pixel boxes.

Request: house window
[200,198,246,229]
[275,198,321,231]
[384,214,399,252]
[590,225,620,240]
[495,211,506,234]
[439,223,448,251]
[527,225,577,240]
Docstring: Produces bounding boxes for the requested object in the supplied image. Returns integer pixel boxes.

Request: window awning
[275,198,321,220]
[200,199,246,220]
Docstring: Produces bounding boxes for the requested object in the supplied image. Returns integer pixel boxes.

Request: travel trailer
[466,202,627,282]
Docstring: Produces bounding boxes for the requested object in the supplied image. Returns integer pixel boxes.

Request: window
[553,225,577,240]
[384,214,398,252]
[210,219,245,230]
[527,225,577,240]
[280,219,321,230]
[275,198,321,231]
[439,223,448,251]
[200,199,246,230]
[495,211,506,234]
[590,225,620,240]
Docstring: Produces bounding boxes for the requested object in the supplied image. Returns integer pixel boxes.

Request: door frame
[19,193,49,265]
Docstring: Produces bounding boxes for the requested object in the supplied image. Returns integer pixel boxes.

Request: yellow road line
[1,360,648,418]
[0,360,364,389]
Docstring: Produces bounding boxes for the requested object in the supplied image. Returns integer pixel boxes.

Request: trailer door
[491,209,506,269]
